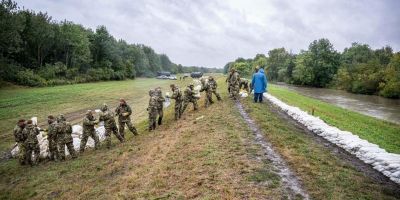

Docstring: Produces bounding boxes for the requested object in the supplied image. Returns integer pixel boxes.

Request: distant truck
[157,71,171,77]
[190,72,203,78]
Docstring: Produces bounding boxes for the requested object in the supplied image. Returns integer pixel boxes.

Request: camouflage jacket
[184,87,196,101]
[156,95,165,110]
[200,82,211,92]
[82,116,96,131]
[115,104,132,122]
[148,96,158,112]
[23,124,39,144]
[47,122,58,140]
[230,72,240,86]
[57,121,73,143]
[13,125,27,143]
[171,87,182,102]
[208,79,218,90]
[99,111,117,128]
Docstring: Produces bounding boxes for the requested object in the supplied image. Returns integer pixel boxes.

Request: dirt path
[236,101,310,199]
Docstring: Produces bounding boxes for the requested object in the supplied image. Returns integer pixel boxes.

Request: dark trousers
[254,93,263,103]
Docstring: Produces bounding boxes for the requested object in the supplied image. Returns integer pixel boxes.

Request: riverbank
[268,84,400,154]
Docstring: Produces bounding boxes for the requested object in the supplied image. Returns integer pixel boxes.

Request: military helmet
[170,84,175,88]
[57,114,66,122]
[208,76,214,80]
[101,103,108,112]
[149,89,155,96]
[86,110,93,116]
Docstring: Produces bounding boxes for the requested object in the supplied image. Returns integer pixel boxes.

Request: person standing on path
[251,67,268,103]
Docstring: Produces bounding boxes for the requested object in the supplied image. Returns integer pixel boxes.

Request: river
[274,83,400,124]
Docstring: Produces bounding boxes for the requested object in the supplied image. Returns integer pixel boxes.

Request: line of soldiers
[147,76,221,131]
[13,98,138,166]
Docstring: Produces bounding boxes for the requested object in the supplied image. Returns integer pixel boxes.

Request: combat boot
[158,117,163,125]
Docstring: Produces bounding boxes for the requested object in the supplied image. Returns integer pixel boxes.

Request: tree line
[0,0,221,87]
[224,39,400,98]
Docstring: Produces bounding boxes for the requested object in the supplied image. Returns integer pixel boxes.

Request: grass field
[268,84,400,154]
[0,77,399,199]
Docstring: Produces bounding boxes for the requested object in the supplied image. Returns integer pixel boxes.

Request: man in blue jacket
[251,67,268,103]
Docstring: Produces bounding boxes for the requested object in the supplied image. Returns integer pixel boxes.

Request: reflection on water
[274,83,400,124]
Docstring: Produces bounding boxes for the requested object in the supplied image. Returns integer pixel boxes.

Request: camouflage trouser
[58,140,77,159]
[80,130,99,152]
[104,125,124,148]
[157,107,163,118]
[48,136,59,161]
[118,120,138,138]
[181,98,198,115]
[148,109,158,130]
[174,100,183,120]
[211,89,221,101]
[229,84,240,99]
[25,142,40,165]
[17,143,27,165]
[204,90,213,107]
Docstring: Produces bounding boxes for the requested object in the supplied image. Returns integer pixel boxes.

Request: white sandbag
[264,93,400,185]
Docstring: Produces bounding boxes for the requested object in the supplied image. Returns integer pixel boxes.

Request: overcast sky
[16,0,400,68]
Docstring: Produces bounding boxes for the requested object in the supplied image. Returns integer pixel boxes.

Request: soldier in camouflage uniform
[169,84,183,120]
[147,90,158,131]
[239,78,250,92]
[56,114,77,159]
[99,104,124,148]
[115,99,138,138]
[199,78,213,107]
[208,76,222,101]
[80,110,100,152]
[229,69,240,100]
[13,119,27,165]
[155,87,165,125]
[47,115,59,161]
[181,84,199,115]
[23,120,40,166]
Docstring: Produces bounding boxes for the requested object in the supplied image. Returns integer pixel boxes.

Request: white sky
[16,0,400,68]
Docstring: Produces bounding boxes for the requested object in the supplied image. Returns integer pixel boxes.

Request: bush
[15,69,46,86]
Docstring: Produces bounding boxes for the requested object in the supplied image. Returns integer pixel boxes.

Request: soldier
[239,78,250,93]
[47,115,59,161]
[56,114,77,159]
[168,84,183,120]
[80,110,100,152]
[155,87,165,125]
[115,98,138,138]
[99,104,124,148]
[13,119,27,165]
[147,90,158,131]
[181,84,199,115]
[199,78,213,107]
[208,76,221,101]
[23,120,40,166]
[229,68,240,100]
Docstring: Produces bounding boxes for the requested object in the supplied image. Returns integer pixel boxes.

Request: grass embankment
[242,99,400,199]
[0,78,180,152]
[268,84,400,154]
[0,77,284,199]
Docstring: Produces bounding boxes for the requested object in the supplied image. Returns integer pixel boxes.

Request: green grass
[268,84,400,154]
[242,98,400,200]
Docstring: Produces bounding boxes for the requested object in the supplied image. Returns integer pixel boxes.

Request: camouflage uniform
[80,111,100,152]
[200,78,213,107]
[181,85,199,114]
[47,117,59,161]
[147,90,158,131]
[170,84,183,120]
[208,76,222,101]
[23,123,40,165]
[229,70,240,99]
[56,115,77,159]
[115,100,138,138]
[155,87,165,125]
[99,104,124,148]
[239,78,250,92]
[13,122,27,165]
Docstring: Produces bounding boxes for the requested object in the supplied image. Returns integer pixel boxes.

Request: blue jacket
[251,69,268,93]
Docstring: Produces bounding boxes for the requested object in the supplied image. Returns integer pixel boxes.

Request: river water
[274,83,400,124]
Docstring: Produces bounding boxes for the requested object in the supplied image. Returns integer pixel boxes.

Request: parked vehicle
[190,72,203,78]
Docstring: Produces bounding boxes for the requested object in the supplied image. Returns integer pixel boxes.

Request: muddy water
[236,101,309,200]
[275,83,400,124]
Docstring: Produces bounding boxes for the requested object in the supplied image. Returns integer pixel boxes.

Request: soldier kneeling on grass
[99,104,124,148]
[56,114,77,160]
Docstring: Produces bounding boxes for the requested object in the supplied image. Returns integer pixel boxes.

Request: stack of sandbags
[264,93,400,184]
